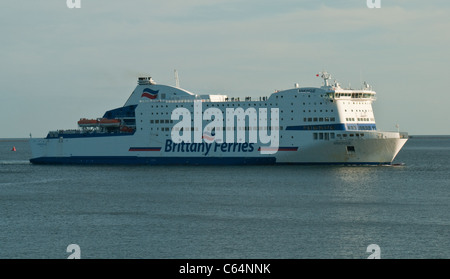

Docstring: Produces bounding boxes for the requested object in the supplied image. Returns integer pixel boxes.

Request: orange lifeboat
[120,126,135,133]
[78,118,99,127]
[98,118,121,127]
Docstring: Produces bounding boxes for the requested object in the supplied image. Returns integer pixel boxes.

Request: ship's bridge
[318,72,377,101]
[332,90,376,101]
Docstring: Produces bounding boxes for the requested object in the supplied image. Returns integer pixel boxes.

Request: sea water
[0,136,449,259]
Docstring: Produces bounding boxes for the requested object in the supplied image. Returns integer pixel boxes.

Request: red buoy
[12,146,16,151]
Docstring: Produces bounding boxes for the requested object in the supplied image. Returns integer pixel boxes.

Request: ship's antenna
[360,69,362,89]
[174,69,180,88]
[320,71,331,86]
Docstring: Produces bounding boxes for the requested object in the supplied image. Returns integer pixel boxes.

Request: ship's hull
[29,132,408,165]
[29,73,409,165]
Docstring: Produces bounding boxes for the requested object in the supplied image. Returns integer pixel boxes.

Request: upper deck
[46,72,385,138]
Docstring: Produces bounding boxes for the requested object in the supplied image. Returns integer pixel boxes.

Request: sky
[1,0,449,138]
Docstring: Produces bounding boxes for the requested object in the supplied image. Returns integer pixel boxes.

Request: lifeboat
[120,126,135,133]
[98,118,121,127]
[78,118,99,127]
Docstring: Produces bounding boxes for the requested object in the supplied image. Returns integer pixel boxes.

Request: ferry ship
[29,72,408,165]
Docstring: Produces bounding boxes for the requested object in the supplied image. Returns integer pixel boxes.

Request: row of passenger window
[150,119,174,124]
[338,133,365,138]
[170,126,283,131]
[313,132,335,140]
[149,99,332,109]
[149,119,279,124]
[304,117,336,122]
[313,132,366,140]
[346,117,374,122]
[151,103,282,108]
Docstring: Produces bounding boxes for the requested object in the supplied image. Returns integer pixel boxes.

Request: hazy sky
[1,0,449,137]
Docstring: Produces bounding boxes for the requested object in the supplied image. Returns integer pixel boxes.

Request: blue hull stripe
[286,124,377,131]
[29,156,391,165]
[286,124,345,131]
[29,156,277,165]
[129,147,161,151]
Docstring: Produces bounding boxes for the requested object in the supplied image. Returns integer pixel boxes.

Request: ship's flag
[141,88,159,99]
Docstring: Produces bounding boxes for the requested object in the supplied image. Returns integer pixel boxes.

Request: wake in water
[0,178,67,187]
[0,160,31,165]
[381,163,406,167]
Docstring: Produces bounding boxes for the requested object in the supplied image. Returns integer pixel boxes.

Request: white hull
[30,131,407,165]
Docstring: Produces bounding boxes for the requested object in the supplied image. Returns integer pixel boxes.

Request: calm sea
[0,136,449,259]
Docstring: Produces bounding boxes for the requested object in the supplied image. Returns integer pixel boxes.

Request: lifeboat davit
[98,118,121,127]
[78,118,99,127]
